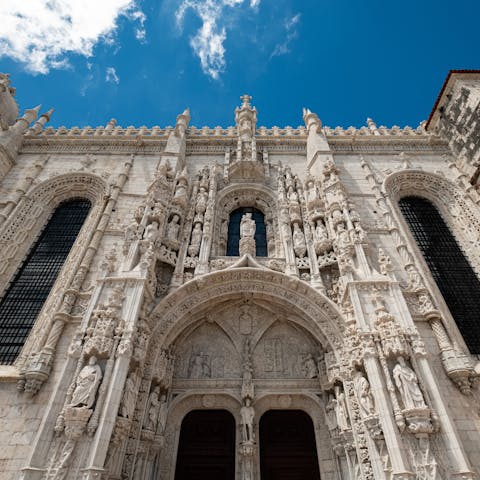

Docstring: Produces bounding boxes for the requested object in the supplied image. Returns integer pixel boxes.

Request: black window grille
[0,199,91,364]
[226,207,267,257]
[399,196,480,353]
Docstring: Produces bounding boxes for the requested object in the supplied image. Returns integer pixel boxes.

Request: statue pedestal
[239,237,256,256]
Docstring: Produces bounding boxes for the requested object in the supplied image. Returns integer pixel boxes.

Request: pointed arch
[0,172,106,364]
[384,170,480,353]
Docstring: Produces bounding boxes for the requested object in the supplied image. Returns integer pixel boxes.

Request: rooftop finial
[240,94,252,107]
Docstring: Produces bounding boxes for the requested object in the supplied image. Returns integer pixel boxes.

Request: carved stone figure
[173,177,188,204]
[70,356,102,409]
[303,353,318,378]
[334,387,350,431]
[292,223,307,258]
[189,352,211,379]
[120,371,137,419]
[144,386,161,431]
[353,371,376,418]
[325,395,338,431]
[196,187,208,214]
[240,213,256,239]
[188,222,203,256]
[166,215,180,242]
[240,398,255,443]
[144,221,159,242]
[393,357,427,410]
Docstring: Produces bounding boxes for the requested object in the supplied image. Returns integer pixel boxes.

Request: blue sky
[0,0,478,129]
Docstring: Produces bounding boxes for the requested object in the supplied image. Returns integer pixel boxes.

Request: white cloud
[271,13,301,58]
[0,0,145,74]
[176,0,260,80]
[106,67,120,84]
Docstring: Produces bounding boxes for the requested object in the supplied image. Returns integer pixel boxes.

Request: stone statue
[240,213,256,239]
[70,356,102,409]
[144,221,159,242]
[195,187,208,214]
[157,394,168,434]
[305,178,317,204]
[353,371,375,417]
[240,398,255,443]
[325,395,337,431]
[334,387,350,431]
[292,223,307,258]
[188,223,203,256]
[166,215,180,242]
[393,357,427,410]
[287,185,299,203]
[315,219,328,242]
[303,353,318,378]
[120,371,137,419]
[144,386,161,431]
[174,177,188,200]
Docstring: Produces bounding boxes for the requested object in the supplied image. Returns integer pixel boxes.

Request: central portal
[174,410,236,480]
[260,410,321,480]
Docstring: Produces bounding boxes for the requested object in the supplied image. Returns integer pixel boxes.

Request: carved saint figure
[70,356,102,409]
[144,386,161,431]
[195,187,208,214]
[157,394,168,434]
[353,371,376,418]
[120,371,137,419]
[292,223,307,258]
[334,387,350,431]
[174,177,188,201]
[240,213,256,239]
[305,179,317,204]
[188,223,203,256]
[393,357,427,410]
[315,219,328,242]
[144,221,159,242]
[303,353,318,378]
[166,214,180,241]
[325,395,338,431]
[240,398,255,443]
[287,185,299,203]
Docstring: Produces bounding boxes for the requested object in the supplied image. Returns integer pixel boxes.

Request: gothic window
[0,199,91,364]
[226,207,267,256]
[399,196,480,353]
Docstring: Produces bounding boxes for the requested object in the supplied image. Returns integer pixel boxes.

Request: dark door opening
[260,410,321,480]
[174,410,236,480]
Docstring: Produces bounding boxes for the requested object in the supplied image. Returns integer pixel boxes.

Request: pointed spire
[27,107,54,135]
[302,107,321,132]
[175,107,190,136]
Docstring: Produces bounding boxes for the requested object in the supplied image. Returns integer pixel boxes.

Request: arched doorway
[260,410,321,480]
[174,410,236,480]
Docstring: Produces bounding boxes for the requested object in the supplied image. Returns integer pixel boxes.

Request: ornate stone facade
[0,70,480,480]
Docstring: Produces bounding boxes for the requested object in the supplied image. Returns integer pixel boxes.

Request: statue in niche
[157,393,168,434]
[325,395,338,432]
[188,223,203,256]
[292,223,307,258]
[174,177,188,201]
[240,213,256,239]
[334,386,350,431]
[393,357,427,410]
[166,214,180,242]
[287,185,299,203]
[120,371,137,419]
[240,398,255,443]
[144,386,161,431]
[314,219,328,243]
[70,356,102,409]
[144,221,159,242]
[305,178,318,204]
[303,353,318,378]
[353,371,376,417]
[195,187,208,214]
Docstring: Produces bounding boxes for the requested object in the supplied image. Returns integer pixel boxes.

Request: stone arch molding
[382,169,480,277]
[0,172,106,287]
[149,267,345,355]
[213,183,279,256]
[0,172,107,364]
